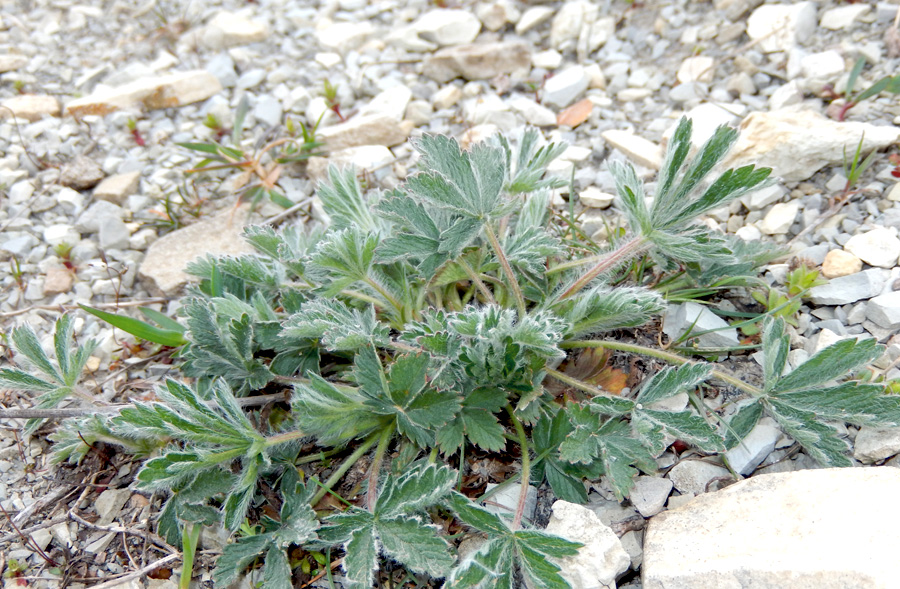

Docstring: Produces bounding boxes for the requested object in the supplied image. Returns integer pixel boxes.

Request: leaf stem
[264,429,306,448]
[457,257,496,304]
[367,424,396,512]
[310,432,381,507]
[483,223,526,316]
[363,276,406,319]
[505,405,530,530]
[556,236,649,302]
[560,340,761,396]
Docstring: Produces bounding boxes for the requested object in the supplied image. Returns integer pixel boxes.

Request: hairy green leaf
[282,299,390,351]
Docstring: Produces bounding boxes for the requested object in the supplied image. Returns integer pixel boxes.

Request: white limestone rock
[413,9,481,47]
[724,108,900,182]
[630,476,674,518]
[853,426,900,463]
[544,501,631,589]
[844,227,900,268]
[758,201,799,235]
[643,468,900,588]
[746,2,817,53]
[542,66,590,108]
[663,302,739,350]
[65,70,223,117]
[601,129,663,170]
[808,268,888,305]
[724,417,781,475]
[866,291,900,330]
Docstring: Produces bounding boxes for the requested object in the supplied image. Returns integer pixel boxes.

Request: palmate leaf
[292,375,388,446]
[182,298,273,393]
[559,406,656,500]
[374,190,482,275]
[242,223,324,277]
[724,317,899,467]
[213,474,319,589]
[532,410,601,504]
[497,129,568,195]
[408,134,511,220]
[308,226,378,295]
[437,386,507,454]
[444,491,581,589]
[354,348,461,448]
[451,306,567,360]
[585,364,723,456]
[320,465,456,589]
[50,414,161,465]
[0,315,99,434]
[282,299,390,351]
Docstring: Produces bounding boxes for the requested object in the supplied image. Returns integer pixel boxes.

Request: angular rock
[663,302,739,350]
[543,66,590,108]
[315,21,374,54]
[99,217,131,250]
[413,9,481,46]
[60,156,104,190]
[725,108,900,182]
[423,41,531,83]
[820,4,871,30]
[92,171,141,205]
[808,268,887,305]
[318,114,410,152]
[844,227,900,268]
[43,267,74,296]
[509,96,556,127]
[746,2,817,52]
[550,0,597,51]
[0,54,28,72]
[306,146,395,181]
[200,11,269,49]
[758,201,799,234]
[516,6,554,35]
[667,460,731,496]
[677,56,715,84]
[484,483,537,522]
[601,129,662,170]
[853,426,900,463]
[77,200,125,233]
[358,86,413,121]
[579,187,615,209]
[866,291,900,330]
[821,249,862,278]
[544,501,631,589]
[0,95,61,121]
[799,50,845,82]
[66,70,223,117]
[643,468,900,588]
[139,208,256,296]
[557,98,593,128]
[724,417,781,475]
[630,476,673,518]
[95,488,131,525]
[740,184,786,211]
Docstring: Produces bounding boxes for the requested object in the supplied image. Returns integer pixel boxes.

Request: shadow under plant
[2,119,899,588]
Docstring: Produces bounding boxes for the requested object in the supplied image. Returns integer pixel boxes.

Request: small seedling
[203,113,230,142]
[742,263,825,337]
[831,57,900,121]
[323,79,345,122]
[12,79,25,94]
[127,118,146,147]
[9,256,25,290]
[53,242,76,271]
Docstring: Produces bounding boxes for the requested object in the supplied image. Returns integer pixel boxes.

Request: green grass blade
[138,308,186,333]
[80,305,187,347]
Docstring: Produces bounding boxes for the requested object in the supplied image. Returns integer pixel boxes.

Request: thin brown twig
[0,515,69,544]
[12,484,76,526]
[68,511,178,555]
[86,553,180,589]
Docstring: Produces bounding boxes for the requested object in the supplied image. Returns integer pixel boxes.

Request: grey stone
[853,426,900,463]
[630,476,673,517]
[98,217,131,250]
[667,460,731,495]
[867,292,900,329]
[662,302,739,350]
[76,201,125,233]
[1,234,37,257]
[643,468,900,589]
[807,269,887,305]
[253,94,282,128]
[423,42,531,83]
[543,66,590,108]
[95,488,131,525]
[205,53,237,87]
[60,156,104,190]
[724,417,781,475]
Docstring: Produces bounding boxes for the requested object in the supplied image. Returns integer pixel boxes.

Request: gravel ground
[2,0,900,587]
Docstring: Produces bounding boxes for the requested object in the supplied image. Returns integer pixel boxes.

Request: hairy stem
[483,223,526,316]
[367,424,396,512]
[457,257,496,304]
[505,405,530,530]
[264,429,306,448]
[556,236,649,302]
[560,340,761,396]
[363,276,406,319]
[310,432,381,507]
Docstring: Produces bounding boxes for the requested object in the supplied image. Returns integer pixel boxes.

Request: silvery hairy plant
[4,119,899,589]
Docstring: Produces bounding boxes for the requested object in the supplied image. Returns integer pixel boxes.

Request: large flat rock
[138,207,256,297]
[643,468,900,588]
